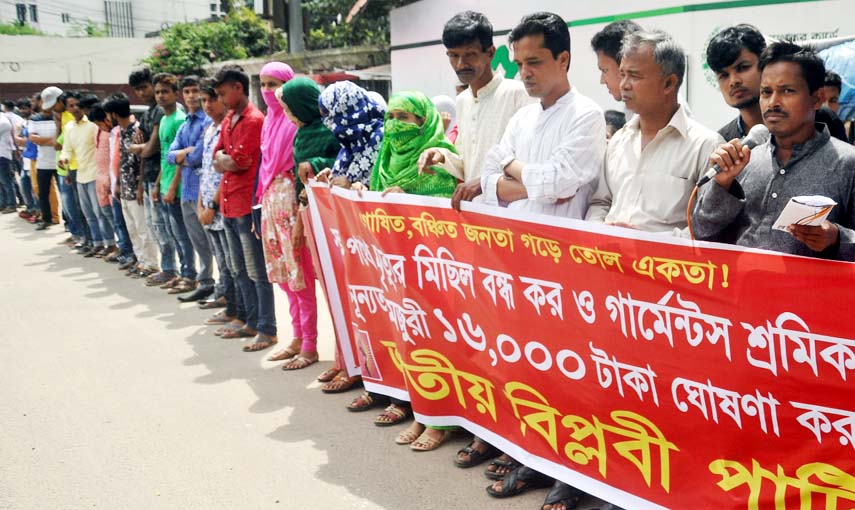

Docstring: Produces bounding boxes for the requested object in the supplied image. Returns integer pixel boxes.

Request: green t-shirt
[158,109,186,195]
[55,132,67,177]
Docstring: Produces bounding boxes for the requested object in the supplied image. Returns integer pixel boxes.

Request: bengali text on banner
[305,182,855,510]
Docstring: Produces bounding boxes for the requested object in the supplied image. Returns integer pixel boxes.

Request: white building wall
[2,0,216,38]
[0,35,161,84]
[391,0,854,130]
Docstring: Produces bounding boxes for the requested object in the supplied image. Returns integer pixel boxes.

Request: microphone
[696,124,770,187]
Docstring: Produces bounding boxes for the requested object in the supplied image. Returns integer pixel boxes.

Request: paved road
[0,214,608,510]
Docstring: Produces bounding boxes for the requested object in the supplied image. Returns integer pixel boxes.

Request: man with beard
[418,10,532,210]
[693,42,855,261]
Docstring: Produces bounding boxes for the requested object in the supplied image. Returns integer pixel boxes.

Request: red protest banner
[306,182,855,510]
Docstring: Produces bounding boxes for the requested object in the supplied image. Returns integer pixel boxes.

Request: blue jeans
[208,227,244,321]
[0,157,16,208]
[58,173,85,239]
[78,181,115,247]
[144,181,175,274]
[223,213,276,336]
[182,200,213,287]
[16,159,36,211]
[110,199,134,257]
[160,199,196,279]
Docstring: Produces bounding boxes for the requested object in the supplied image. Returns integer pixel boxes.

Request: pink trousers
[278,245,318,352]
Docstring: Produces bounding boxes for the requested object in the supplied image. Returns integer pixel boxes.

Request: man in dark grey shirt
[693,42,855,261]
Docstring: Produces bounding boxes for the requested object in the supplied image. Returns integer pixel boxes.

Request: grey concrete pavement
[0,213,607,510]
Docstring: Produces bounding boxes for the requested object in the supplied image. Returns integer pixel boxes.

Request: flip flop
[221,326,257,339]
[280,355,319,370]
[268,346,300,362]
[243,336,278,352]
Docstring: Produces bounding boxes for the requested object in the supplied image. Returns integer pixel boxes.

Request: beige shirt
[61,117,99,183]
[585,105,723,236]
[436,72,533,181]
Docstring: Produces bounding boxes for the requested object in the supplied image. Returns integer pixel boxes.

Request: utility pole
[288,0,304,53]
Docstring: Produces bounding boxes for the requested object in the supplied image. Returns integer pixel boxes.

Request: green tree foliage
[303,0,414,50]
[69,19,110,37]
[0,22,43,35]
[142,7,286,75]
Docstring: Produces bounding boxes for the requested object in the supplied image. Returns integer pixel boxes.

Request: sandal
[243,335,278,352]
[411,428,452,452]
[373,404,411,427]
[395,422,425,445]
[267,345,300,362]
[168,278,198,294]
[455,439,500,468]
[485,454,521,481]
[199,296,228,309]
[346,391,383,412]
[214,323,242,336]
[160,277,181,290]
[486,466,553,498]
[320,374,362,394]
[316,367,341,383]
[221,326,256,339]
[205,310,234,326]
[281,354,319,370]
[541,481,585,510]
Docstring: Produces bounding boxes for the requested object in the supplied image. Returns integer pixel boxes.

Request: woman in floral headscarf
[310,82,387,393]
[311,80,386,189]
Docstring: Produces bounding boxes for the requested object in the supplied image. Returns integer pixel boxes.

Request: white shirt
[28,115,57,170]
[585,105,723,235]
[480,87,606,219]
[0,114,11,159]
[437,73,534,181]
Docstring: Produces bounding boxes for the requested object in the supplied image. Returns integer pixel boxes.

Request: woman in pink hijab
[257,62,319,370]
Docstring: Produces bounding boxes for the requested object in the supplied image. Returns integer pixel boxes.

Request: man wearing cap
[29,87,63,231]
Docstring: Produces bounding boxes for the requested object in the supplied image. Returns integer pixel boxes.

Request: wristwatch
[206,200,218,210]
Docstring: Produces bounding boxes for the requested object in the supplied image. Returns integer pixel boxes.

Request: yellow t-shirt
[61,110,78,171]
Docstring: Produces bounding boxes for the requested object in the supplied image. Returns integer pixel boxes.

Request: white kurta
[437,73,534,181]
[480,87,606,220]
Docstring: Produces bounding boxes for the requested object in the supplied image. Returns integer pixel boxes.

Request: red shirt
[215,102,264,218]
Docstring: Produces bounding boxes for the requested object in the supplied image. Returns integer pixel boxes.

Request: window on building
[15,3,26,24]
[28,4,38,23]
[61,13,71,23]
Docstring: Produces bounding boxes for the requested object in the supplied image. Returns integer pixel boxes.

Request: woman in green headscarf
[366,90,460,197]
[357,90,460,452]
[262,77,341,371]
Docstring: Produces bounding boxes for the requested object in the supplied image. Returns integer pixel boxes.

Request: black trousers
[37,168,57,223]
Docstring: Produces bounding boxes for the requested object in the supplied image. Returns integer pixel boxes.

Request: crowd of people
[2,9,854,510]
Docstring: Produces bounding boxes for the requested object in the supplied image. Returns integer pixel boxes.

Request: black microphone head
[743,124,771,149]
